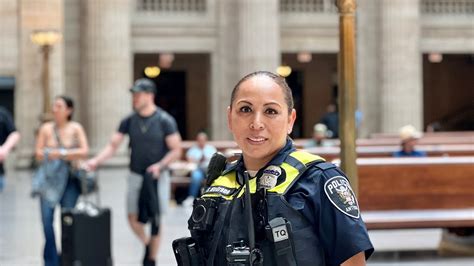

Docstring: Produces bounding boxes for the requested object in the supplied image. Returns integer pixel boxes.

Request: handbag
[73,168,98,195]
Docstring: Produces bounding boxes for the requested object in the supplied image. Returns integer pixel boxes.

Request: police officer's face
[227,76,296,170]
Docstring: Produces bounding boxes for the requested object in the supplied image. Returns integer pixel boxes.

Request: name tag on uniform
[272,225,289,242]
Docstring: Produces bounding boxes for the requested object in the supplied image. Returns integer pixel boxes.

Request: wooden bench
[293,131,474,147]
[305,144,474,162]
[353,156,474,230]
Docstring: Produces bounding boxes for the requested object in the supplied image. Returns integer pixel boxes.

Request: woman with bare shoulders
[35,95,89,266]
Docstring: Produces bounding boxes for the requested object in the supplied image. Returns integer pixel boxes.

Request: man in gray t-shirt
[86,79,182,266]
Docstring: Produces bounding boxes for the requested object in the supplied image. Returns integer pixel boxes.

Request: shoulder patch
[324,176,360,218]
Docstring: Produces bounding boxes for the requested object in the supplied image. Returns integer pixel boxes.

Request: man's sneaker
[142,244,150,264]
[144,259,156,266]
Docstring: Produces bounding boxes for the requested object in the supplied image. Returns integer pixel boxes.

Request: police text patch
[204,186,236,196]
[324,176,360,218]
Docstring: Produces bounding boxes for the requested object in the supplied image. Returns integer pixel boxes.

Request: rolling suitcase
[61,170,113,266]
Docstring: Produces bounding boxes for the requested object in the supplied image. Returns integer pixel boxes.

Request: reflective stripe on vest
[205,150,325,199]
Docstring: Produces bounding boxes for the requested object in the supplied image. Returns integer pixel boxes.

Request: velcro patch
[324,176,360,219]
[204,186,236,196]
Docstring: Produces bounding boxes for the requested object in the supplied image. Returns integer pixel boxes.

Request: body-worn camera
[188,198,219,232]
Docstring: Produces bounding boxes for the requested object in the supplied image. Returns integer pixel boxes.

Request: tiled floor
[0,168,472,265]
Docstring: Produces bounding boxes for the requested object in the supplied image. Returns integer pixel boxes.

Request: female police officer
[178,71,373,266]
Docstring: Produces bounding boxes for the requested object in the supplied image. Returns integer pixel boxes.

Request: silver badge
[259,165,281,190]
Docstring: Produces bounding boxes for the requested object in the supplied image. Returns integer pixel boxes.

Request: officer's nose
[250,114,264,130]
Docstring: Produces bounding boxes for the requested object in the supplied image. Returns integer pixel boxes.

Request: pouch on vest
[172,237,204,266]
[265,217,297,266]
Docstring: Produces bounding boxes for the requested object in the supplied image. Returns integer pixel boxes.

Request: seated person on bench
[182,132,216,206]
[393,125,426,157]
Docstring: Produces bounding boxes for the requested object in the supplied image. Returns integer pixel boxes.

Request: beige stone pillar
[0,0,18,76]
[81,0,132,152]
[17,0,65,166]
[379,0,423,133]
[211,0,240,140]
[238,0,280,77]
[64,0,83,122]
[356,0,380,137]
[211,0,280,140]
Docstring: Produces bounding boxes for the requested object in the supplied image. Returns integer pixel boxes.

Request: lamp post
[30,30,62,121]
[336,0,358,194]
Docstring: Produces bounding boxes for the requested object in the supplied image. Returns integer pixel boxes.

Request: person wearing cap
[392,125,426,157]
[304,123,333,148]
[86,78,182,266]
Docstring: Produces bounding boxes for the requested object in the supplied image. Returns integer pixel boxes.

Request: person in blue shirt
[182,131,217,205]
[392,125,426,157]
[181,71,373,265]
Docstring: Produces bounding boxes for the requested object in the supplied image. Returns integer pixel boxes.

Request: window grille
[137,0,206,12]
[421,0,474,14]
[280,0,337,13]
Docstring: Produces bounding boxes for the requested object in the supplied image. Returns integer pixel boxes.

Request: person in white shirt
[183,132,216,205]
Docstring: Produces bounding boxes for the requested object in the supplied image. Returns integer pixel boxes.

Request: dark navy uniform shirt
[230,139,374,265]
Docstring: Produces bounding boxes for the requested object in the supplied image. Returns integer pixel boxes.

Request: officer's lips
[247,136,268,145]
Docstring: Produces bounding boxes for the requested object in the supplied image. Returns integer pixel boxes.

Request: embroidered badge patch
[324,176,360,218]
[259,165,282,190]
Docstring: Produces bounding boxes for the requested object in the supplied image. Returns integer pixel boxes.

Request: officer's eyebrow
[236,100,253,106]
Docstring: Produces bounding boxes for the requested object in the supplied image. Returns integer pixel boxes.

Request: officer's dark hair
[56,95,74,121]
[230,71,294,114]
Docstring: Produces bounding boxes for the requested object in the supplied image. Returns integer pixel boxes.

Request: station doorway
[423,53,474,131]
[282,53,338,138]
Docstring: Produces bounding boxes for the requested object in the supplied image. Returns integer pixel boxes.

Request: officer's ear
[227,106,232,131]
[287,108,296,135]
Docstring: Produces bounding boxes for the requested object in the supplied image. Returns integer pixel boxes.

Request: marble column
[210,1,239,140]
[81,0,132,153]
[379,0,423,133]
[356,0,380,137]
[211,0,280,140]
[64,0,83,122]
[238,0,280,77]
[17,0,65,166]
[0,0,18,76]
